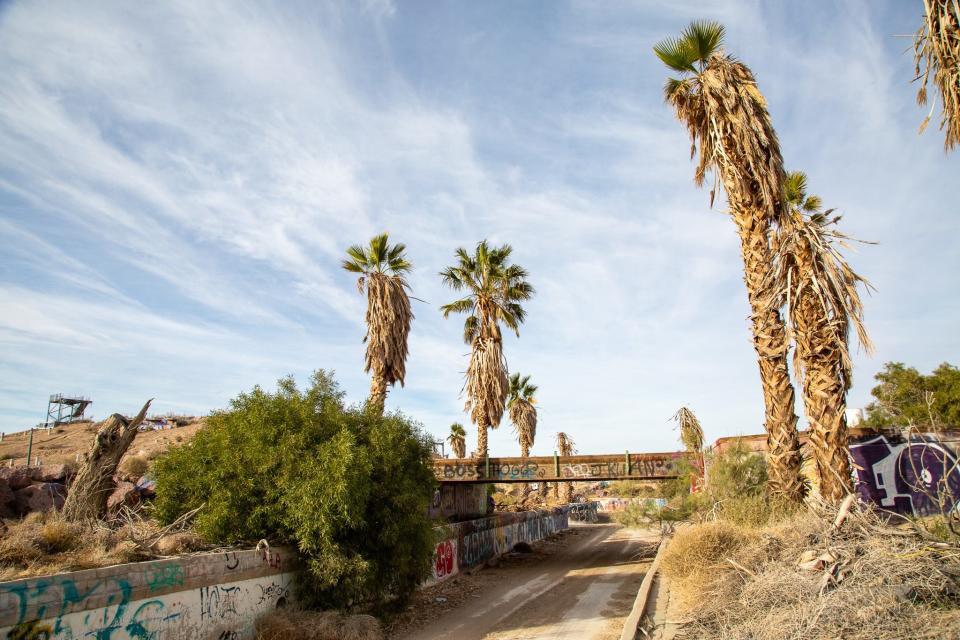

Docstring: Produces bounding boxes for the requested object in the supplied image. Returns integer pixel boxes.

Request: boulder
[0,479,16,519]
[107,482,140,516]
[29,464,70,483]
[14,483,66,515]
[0,466,32,490]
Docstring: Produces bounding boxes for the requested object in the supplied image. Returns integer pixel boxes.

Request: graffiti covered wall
[426,507,570,585]
[0,547,295,640]
[427,483,487,520]
[850,430,960,517]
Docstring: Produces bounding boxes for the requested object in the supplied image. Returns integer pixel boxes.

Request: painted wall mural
[0,547,296,640]
[850,431,960,517]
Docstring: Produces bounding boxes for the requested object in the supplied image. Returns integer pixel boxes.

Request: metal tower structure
[45,394,92,427]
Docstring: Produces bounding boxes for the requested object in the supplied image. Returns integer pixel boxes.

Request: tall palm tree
[654,21,805,502]
[508,373,538,497]
[555,432,575,503]
[767,171,874,502]
[342,233,413,414]
[447,422,467,459]
[914,1,960,151]
[440,241,534,458]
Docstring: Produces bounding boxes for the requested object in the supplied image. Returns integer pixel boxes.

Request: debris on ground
[255,609,382,640]
[661,498,960,639]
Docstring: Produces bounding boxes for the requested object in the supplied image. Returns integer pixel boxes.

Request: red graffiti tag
[434,540,456,579]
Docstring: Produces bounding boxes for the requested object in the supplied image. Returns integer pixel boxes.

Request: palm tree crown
[341,233,413,413]
[447,422,467,459]
[440,240,534,344]
[654,20,786,221]
[914,0,960,151]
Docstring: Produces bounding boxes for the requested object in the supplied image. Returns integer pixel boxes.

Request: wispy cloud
[0,1,957,456]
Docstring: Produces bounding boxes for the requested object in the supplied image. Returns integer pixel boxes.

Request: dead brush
[0,506,202,581]
[255,609,382,640]
[665,496,960,639]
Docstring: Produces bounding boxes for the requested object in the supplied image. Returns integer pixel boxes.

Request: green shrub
[608,480,658,498]
[717,494,799,528]
[151,370,436,611]
[704,443,767,500]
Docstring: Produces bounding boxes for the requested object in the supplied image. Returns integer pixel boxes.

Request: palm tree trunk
[520,442,530,498]
[368,373,387,415]
[734,212,805,502]
[795,300,854,502]
[476,422,488,459]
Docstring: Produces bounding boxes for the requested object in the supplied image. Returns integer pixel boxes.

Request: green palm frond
[449,422,466,438]
[342,233,411,279]
[654,20,724,74]
[653,36,698,73]
[683,19,725,62]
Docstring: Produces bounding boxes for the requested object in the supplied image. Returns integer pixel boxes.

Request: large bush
[151,370,437,610]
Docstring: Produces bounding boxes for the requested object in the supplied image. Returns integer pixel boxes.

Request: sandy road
[398,523,658,640]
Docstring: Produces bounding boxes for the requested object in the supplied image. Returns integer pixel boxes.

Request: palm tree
[342,233,413,414]
[555,432,575,503]
[654,21,805,502]
[914,1,960,151]
[440,241,534,458]
[767,171,874,502]
[508,373,538,497]
[447,422,467,459]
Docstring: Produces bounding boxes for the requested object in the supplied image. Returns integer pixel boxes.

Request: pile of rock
[0,464,71,518]
[0,465,152,520]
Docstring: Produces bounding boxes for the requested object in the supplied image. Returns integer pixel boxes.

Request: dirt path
[395,523,658,640]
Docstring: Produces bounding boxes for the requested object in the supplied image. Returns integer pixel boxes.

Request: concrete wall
[427,507,569,585]
[427,483,487,520]
[0,508,570,638]
[0,546,296,640]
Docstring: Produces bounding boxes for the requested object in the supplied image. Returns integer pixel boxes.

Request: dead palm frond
[655,21,804,502]
[671,406,704,453]
[766,171,875,502]
[555,432,576,457]
[342,233,413,413]
[447,423,467,459]
[914,0,960,150]
[440,241,534,457]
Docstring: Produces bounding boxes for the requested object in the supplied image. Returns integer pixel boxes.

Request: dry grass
[255,609,382,640]
[662,501,960,639]
[119,454,150,479]
[0,511,201,581]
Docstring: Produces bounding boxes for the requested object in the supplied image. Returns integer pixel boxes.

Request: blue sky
[0,1,957,455]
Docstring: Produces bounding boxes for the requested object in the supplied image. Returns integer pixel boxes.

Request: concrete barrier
[0,546,296,640]
[0,508,570,638]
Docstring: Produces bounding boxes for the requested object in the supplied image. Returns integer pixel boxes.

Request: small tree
[152,371,435,610]
[864,362,960,430]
